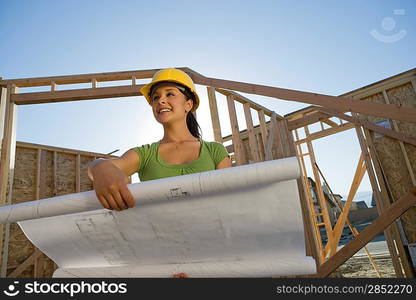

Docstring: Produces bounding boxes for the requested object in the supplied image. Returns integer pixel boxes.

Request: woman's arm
[87,150,140,210]
[216,156,232,169]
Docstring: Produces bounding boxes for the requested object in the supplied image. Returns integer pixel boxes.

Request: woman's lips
[158,110,171,114]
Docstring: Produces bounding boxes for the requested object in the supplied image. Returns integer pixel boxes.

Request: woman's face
[151,83,193,124]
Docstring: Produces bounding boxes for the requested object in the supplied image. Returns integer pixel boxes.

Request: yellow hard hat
[140,68,200,111]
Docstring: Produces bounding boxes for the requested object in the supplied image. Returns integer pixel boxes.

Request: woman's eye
[152,92,174,101]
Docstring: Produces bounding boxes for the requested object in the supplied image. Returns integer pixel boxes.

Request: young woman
[87,68,232,211]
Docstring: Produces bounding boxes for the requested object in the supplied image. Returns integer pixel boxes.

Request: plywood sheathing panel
[8,147,37,277]
[359,83,416,243]
[56,153,76,196]
[6,144,111,277]
[80,156,95,192]
[385,83,416,243]
[386,82,416,181]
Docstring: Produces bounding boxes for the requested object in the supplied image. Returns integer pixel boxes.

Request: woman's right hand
[90,159,136,210]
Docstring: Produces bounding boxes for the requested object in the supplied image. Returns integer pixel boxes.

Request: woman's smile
[158,107,173,114]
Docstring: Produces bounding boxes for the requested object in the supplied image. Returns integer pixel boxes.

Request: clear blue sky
[1,0,415,197]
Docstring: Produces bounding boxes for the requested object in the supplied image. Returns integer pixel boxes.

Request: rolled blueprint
[14,156,317,277]
[54,257,315,278]
[0,157,300,224]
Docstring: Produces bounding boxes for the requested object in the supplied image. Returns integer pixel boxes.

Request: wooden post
[76,154,81,193]
[361,126,415,277]
[289,125,322,265]
[0,87,7,276]
[255,131,264,161]
[355,124,406,277]
[51,81,57,92]
[257,110,269,159]
[33,150,45,278]
[295,129,324,263]
[0,85,18,277]
[304,124,334,257]
[226,95,246,165]
[207,87,222,142]
[53,151,58,196]
[0,87,7,152]
[33,248,44,278]
[264,112,277,161]
[277,119,291,158]
[270,113,285,159]
[320,121,324,131]
[411,79,416,98]
[243,102,261,163]
[36,149,42,200]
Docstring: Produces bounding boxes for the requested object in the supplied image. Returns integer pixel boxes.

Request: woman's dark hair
[186,107,202,139]
[170,83,202,139]
[183,86,202,139]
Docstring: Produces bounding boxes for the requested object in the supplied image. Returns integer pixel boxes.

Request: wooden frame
[1,67,416,278]
[2,67,415,122]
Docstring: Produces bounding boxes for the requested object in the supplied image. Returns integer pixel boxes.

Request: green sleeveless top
[131,139,230,182]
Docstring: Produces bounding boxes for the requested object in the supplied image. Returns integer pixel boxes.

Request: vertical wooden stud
[243,102,261,162]
[226,95,246,165]
[207,87,222,142]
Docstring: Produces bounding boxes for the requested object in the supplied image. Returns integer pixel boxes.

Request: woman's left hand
[172,272,189,278]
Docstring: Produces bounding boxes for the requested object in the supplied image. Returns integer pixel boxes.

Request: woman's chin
[156,116,172,124]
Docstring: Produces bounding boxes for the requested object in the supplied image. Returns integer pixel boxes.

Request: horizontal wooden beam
[284,106,319,121]
[321,119,338,127]
[4,67,416,123]
[16,141,116,158]
[315,189,416,277]
[316,107,416,147]
[1,69,159,87]
[295,122,355,144]
[190,73,416,124]
[288,111,334,130]
[11,85,144,105]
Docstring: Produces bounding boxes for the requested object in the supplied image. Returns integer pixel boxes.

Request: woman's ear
[185,99,194,113]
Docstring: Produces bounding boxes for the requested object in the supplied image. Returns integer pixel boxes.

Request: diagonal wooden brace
[315,188,416,277]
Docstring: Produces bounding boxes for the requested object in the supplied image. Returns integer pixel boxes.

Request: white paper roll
[14,157,316,277]
[0,157,300,224]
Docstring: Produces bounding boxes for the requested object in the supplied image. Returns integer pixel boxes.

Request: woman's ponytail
[186,110,201,139]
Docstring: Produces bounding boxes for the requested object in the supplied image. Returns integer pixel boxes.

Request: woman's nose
[157,95,167,104]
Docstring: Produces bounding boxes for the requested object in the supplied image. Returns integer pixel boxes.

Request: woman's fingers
[97,195,110,210]
[172,272,188,278]
[113,190,128,210]
[95,181,134,211]
[105,194,121,211]
[119,185,135,208]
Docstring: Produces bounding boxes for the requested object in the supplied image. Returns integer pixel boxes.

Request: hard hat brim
[140,69,200,111]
